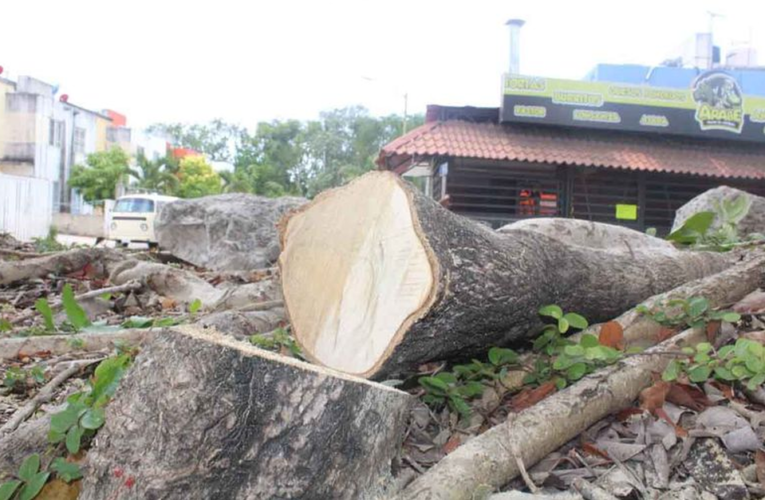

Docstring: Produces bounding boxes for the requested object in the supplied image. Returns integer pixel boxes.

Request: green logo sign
[692,71,745,134]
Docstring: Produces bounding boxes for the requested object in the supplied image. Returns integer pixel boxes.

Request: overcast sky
[2,0,763,130]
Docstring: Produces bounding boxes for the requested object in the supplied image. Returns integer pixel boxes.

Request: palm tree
[129,153,180,194]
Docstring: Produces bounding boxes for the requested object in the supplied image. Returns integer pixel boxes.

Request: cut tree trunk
[80,326,412,500]
[278,171,734,379]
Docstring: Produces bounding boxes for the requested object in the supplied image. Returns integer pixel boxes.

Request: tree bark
[0,248,118,286]
[278,171,734,379]
[80,326,412,500]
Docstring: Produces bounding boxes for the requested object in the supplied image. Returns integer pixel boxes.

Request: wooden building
[377,74,765,234]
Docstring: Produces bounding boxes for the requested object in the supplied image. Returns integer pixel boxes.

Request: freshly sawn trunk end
[80,326,412,500]
[279,171,733,379]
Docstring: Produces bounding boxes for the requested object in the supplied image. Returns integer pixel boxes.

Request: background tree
[130,153,180,194]
[177,156,222,198]
[147,119,242,162]
[68,146,131,203]
[149,107,423,199]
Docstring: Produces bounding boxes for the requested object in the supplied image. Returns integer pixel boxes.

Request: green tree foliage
[130,153,180,194]
[146,120,242,162]
[177,156,222,198]
[68,147,131,203]
[148,107,422,199]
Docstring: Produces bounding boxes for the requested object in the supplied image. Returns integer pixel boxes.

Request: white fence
[0,174,52,241]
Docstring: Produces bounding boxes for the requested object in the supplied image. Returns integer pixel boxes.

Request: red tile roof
[378,119,765,180]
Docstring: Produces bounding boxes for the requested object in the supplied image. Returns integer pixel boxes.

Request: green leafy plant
[663,338,765,390]
[667,195,764,251]
[2,367,44,391]
[636,296,740,330]
[0,454,49,500]
[250,328,302,358]
[3,367,26,389]
[188,299,202,315]
[121,316,182,329]
[534,305,589,354]
[34,299,55,333]
[450,347,522,389]
[48,354,132,454]
[551,333,627,386]
[418,372,485,418]
[31,226,68,253]
[49,458,81,483]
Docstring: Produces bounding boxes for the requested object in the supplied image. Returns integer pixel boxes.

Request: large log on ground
[278,171,734,379]
[80,326,412,500]
[155,193,306,271]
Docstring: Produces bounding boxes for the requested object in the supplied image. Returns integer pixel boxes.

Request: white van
[107,193,178,248]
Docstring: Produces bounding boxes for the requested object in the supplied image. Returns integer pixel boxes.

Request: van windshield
[114,198,155,213]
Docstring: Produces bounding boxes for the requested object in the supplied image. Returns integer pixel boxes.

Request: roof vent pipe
[506,19,525,74]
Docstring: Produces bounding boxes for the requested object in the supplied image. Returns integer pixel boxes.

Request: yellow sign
[615,204,638,220]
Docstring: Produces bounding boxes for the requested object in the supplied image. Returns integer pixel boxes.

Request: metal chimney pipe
[506,19,525,74]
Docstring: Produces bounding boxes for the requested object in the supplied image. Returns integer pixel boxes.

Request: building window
[48,119,63,147]
[74,128,86,154]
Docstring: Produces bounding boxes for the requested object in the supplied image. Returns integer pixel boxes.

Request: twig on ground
[0,357,104,435]
[571,477,619,500]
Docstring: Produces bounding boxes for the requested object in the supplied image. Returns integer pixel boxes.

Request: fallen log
[278,171,733,378]
[0,248,118,286]
[80,326,413,500]
[0,411,57,479]
[395,326,706,500]
[0,329,152,361]
[585,252,765,347]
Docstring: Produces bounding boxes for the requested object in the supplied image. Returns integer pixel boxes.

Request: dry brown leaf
[709,380,735,400]
[706,320,721,343]
[509,381,557,412]
[657,327,678,342]
[160,297,178,310]
[36,479,80,500]
[616,407,645,421]
[667,383,713,412]
[655,407,688,437]
[598,321,625,350]
[442,434,461,455]
[755,449,765,486]
[640,380,671,413]
[581,441,610,461]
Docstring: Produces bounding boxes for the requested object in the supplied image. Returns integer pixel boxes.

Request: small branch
[571,478,619,500]
[10,280,143,326]
[0,357,104,435]
[0,248,50,260]
[232,300,285,312]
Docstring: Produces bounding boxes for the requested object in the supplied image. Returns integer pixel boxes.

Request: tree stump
[80,326,412,500]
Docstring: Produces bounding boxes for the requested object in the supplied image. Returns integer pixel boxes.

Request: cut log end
[279,172,436,376]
